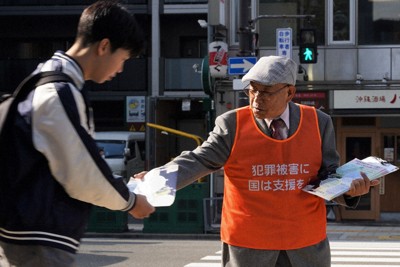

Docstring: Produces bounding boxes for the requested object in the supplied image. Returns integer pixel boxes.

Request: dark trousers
[0,241,76,267]
[222,238,330,267]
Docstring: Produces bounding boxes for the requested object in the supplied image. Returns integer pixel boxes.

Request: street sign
[228,57,257,75]
[276,28,292,59]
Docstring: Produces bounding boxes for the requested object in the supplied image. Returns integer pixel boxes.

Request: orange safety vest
[222,104,326,250]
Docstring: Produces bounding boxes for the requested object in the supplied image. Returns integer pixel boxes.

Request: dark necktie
[270,118,286,140]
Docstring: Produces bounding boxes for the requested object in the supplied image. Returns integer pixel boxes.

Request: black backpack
[0,71,74,137]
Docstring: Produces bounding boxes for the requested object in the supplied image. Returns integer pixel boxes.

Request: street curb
[83,231,220,240]
[84,221,400,240]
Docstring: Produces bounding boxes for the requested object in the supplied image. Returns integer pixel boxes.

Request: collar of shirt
[265,104,290,129]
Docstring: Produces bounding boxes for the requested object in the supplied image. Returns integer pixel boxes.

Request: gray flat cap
[242,56,297,86]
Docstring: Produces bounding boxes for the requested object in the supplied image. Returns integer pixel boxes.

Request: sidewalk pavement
[327,223,400,241]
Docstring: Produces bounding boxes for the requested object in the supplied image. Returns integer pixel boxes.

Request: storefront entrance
[336,130,380,220]
[334,117,400,221]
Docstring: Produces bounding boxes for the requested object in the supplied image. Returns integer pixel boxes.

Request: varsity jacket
[0,51,136,253]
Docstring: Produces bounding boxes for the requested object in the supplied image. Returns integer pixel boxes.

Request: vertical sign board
[126,96,145,122]
[126,96,146,132]
[208,41,228,78]
[276,28,292,59]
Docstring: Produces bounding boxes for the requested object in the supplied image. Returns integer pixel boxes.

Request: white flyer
[127,164,178,207]
[303,156,399,201]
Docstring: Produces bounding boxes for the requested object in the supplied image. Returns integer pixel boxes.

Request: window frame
[327,0,355,45]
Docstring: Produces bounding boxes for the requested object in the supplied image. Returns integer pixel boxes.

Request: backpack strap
[0,71,76,138]
[12,71,75,102]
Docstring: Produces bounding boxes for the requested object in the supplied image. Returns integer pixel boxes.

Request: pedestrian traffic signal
[299,29,318,64]
[299,46,318,64]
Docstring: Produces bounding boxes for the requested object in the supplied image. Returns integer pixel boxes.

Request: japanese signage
[334,90,400,109]
[293,91,328,110]
[248,163,309,192]
[208,41,228,78]
[276,28,292,59]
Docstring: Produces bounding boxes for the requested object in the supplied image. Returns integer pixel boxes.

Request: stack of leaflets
[303,156,399,201]
[127,164,178,207]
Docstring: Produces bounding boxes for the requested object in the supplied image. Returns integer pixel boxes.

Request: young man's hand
[131,171,147,180]
[129,194,155,219]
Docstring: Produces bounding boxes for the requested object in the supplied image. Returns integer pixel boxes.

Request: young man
[135,56,378,267]
[0,1,154,266]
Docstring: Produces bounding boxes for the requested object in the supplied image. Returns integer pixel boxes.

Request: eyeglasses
[243,84,289,98]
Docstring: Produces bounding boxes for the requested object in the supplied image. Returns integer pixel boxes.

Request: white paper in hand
[127,164,178,207]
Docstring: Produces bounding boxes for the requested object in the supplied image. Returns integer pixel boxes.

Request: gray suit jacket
[168,101,359,207]
[170,101,339,188]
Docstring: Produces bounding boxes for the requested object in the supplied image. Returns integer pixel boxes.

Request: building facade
[1,0,400,221]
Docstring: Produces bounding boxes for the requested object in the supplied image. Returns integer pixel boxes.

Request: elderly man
[136,55,377,267]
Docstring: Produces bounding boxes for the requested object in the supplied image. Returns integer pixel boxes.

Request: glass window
[328,0,355,45]
[345,137,371,162]
[358,0,400,45]
[95,140,126,159]
[257,0,325,47]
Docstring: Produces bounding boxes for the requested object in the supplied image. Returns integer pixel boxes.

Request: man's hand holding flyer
[303,156,399,201]
[127,164,179,207]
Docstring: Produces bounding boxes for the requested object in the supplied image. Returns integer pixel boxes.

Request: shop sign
[334,90,400,109]
[293,91,327,110]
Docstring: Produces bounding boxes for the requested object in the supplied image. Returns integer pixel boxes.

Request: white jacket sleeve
[32,83,135,211]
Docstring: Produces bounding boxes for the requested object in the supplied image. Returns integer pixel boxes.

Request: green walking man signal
[303,48,313,61]
[299,46,317,64]
[299,29,318,64]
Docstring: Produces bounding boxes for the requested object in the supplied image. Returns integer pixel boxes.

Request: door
[380,133,400,212]
[337,131,380,220]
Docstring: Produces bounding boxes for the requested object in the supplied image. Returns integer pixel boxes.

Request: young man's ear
[97,38,111,56]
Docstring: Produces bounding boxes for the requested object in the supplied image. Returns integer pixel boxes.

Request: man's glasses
[243,84,289,98]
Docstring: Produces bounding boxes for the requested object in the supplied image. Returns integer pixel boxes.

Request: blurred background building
[1,0,400,222]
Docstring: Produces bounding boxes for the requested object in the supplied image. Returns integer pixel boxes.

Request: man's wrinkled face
[244,82,295,119]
